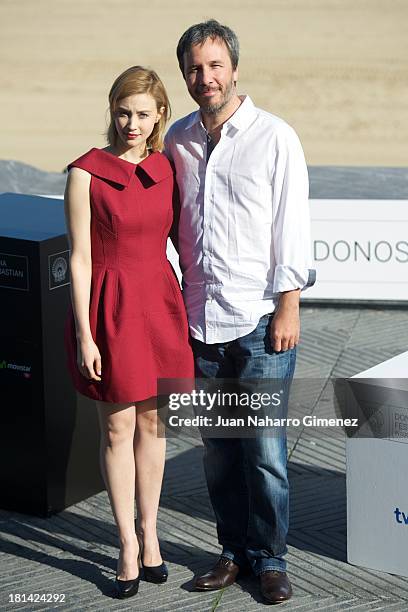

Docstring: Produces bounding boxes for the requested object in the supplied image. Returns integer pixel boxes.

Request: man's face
[183,37,238,114]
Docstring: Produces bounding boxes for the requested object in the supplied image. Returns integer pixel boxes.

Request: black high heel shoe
[143,561,168,584]
[115,574,140,598]
[115,540,141,598]
[136,530,168,584]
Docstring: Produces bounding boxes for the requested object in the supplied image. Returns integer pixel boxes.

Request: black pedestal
[0,193,104,516]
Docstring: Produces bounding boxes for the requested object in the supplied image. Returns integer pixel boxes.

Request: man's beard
[197,78,235,115]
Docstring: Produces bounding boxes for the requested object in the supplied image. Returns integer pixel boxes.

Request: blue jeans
[192,314,296,575]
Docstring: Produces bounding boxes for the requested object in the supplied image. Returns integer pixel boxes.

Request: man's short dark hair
[176,19,239,75]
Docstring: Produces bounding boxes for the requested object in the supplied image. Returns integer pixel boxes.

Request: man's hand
[270,289,301,352]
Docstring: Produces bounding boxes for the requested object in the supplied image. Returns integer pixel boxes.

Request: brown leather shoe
[193,557,240,591]
[260,571,292,604]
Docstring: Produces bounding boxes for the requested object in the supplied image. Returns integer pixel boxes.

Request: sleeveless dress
[64,148,194,403]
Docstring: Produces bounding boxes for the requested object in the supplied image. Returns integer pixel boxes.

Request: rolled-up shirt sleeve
[271,125,314,293]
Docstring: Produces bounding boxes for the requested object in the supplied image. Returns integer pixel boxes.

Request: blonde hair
[107,66,171,152]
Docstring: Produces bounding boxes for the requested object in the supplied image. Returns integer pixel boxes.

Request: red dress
[64,148,194,403]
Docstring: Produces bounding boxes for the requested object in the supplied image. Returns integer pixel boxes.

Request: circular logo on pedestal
[52,256,68,284]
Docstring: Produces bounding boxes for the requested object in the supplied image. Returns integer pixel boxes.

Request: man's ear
[233,66,239,87]
[181,54,187,81]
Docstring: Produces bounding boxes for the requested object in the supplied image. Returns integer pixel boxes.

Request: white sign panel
[305,199,408,302]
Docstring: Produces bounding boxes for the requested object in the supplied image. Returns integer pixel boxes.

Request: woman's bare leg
[134,397,166,566]
[96,401,139,580]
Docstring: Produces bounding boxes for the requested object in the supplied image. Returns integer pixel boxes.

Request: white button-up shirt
[164,95,312,344]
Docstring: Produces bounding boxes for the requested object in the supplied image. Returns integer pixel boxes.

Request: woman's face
[113,93,163,153]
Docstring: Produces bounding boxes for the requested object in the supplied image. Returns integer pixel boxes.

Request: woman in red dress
[64,66,194,599]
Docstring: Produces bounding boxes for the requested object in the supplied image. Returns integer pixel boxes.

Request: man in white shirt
[165,19,313,605]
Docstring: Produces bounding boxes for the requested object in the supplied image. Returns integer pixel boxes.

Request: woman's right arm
[64,167,102,382]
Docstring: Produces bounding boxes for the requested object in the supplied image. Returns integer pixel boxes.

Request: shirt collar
[225,95,257,131]
[184,94,257,133]
[184,110,201,130]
